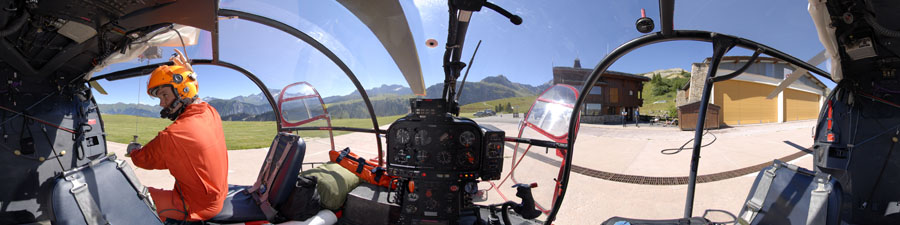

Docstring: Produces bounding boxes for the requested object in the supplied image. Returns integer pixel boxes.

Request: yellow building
[676,56,829,125]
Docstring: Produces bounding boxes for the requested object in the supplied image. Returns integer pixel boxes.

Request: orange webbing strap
[329,148,396,188]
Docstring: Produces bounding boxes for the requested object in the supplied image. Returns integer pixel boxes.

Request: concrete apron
[107,118,816,224]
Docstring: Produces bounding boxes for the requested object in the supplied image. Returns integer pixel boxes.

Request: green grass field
[102,114,404,150]
[459,96,537,114]
[640,83,676,117]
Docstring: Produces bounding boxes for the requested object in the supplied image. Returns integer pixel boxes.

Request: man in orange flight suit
[127,54,228,223]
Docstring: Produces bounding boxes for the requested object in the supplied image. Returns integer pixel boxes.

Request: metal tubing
[90,59,284,132]
[217,9,385,165]
[281,126,386,134]
[659,0,674,36]
[684,35,735,218]
[711,48,763,82]
[504,137,568,149]
[555,30,831,224]
[192,60,283,132]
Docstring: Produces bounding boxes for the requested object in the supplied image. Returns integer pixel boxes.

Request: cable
[136,72,142,137]
[40,124,67,170]
[0,10,27,37]
[0,69,94,127]
[170,26,189,62]
[863,9,900,38]
[487,201,517,225]
[660,129,717,155]
[157,182,190,224]
[501,202,513,225]
[0,105,76,134]
[861,129,898,209]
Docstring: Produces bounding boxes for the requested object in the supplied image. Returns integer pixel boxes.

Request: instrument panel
[388,121,483,172]
[387,99,505,224]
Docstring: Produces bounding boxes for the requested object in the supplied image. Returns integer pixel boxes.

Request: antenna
[455,40,482,106]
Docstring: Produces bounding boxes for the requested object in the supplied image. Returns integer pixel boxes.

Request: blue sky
[94,0,832,105]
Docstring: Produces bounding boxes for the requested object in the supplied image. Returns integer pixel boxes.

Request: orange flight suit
[131,102,229,221]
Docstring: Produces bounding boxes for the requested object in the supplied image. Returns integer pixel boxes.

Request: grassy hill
[460,96,537,114]
[639,72,689,117]
[640,84,676,116]
[102,114,403,150]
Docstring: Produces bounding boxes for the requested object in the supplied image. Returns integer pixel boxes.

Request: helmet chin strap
[159,97,193,121]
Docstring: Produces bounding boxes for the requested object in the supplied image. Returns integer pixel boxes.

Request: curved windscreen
[89,1,837,224]
[525,85,579,139]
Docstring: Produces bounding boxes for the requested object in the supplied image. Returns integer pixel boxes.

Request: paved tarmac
[108,114,816,224]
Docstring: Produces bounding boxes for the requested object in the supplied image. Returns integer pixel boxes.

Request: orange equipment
[147,64,198,99]
[329,148,396,189]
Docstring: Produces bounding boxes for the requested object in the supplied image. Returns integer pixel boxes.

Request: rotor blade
[89,80,108,95]
[337,0,426,95]
[659,0,674,36]
[765,49,827,99]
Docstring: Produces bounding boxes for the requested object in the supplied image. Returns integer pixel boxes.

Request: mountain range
[99,75,551,121]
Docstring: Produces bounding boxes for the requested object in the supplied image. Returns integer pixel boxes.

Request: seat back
[51,155,162,225]
[248,132,307,221]
[738,160,843,225]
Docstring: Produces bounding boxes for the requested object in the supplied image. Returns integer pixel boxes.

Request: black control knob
[635,8,654,33]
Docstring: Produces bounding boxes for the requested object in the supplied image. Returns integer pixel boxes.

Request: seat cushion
[299,162,361,210]
[207,185,267,223]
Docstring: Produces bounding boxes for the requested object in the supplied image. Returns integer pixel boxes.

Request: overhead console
[387,98,505,225]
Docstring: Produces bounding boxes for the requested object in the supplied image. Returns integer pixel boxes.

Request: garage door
[713,80,778,125]
[785,89,820,121]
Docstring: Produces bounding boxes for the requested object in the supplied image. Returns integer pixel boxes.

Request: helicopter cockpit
[2,0,898,224]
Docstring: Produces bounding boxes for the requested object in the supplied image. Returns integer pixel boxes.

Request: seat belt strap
[739,162,780,225]
[250,135,283,193]
[260,139,294,203]
[116,159,156,214]
[260,200,279,221]
[807,172,831,225]
[68,174,109,225]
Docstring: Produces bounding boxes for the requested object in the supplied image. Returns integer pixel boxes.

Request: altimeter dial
[459,131,475,147]
[414,129,431,146]
[437,151,452,164]
[395,128,410,144]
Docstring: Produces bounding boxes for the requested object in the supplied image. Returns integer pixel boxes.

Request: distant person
[634,108,640,128]
[126,50,229,223]
[621,108,628,127]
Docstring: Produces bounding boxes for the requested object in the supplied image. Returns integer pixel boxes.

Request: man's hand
[126,142,142,157]
[170,49,194,73]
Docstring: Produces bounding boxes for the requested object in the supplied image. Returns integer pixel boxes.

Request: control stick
[511,183,541,219]
[498,183,541,225]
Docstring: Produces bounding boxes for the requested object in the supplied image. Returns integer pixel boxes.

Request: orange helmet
[147,65,198,99]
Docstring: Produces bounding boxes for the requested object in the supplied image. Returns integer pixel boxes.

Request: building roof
[552,66,650,81]
[699,56,828,91]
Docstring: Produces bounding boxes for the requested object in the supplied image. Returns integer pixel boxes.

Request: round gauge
[437,151,452,164]
[416,150,427,164]
[395,128,410,144]
[414,129,432,146]
[439,132,452,145]
[404,204,417,213]
[458,149,477,166]
[395,148,409,164]
[459,131,476,147]
[425,199,438,210]
[408,193,419,202]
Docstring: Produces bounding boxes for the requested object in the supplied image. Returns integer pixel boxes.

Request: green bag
[299,162,361,210]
